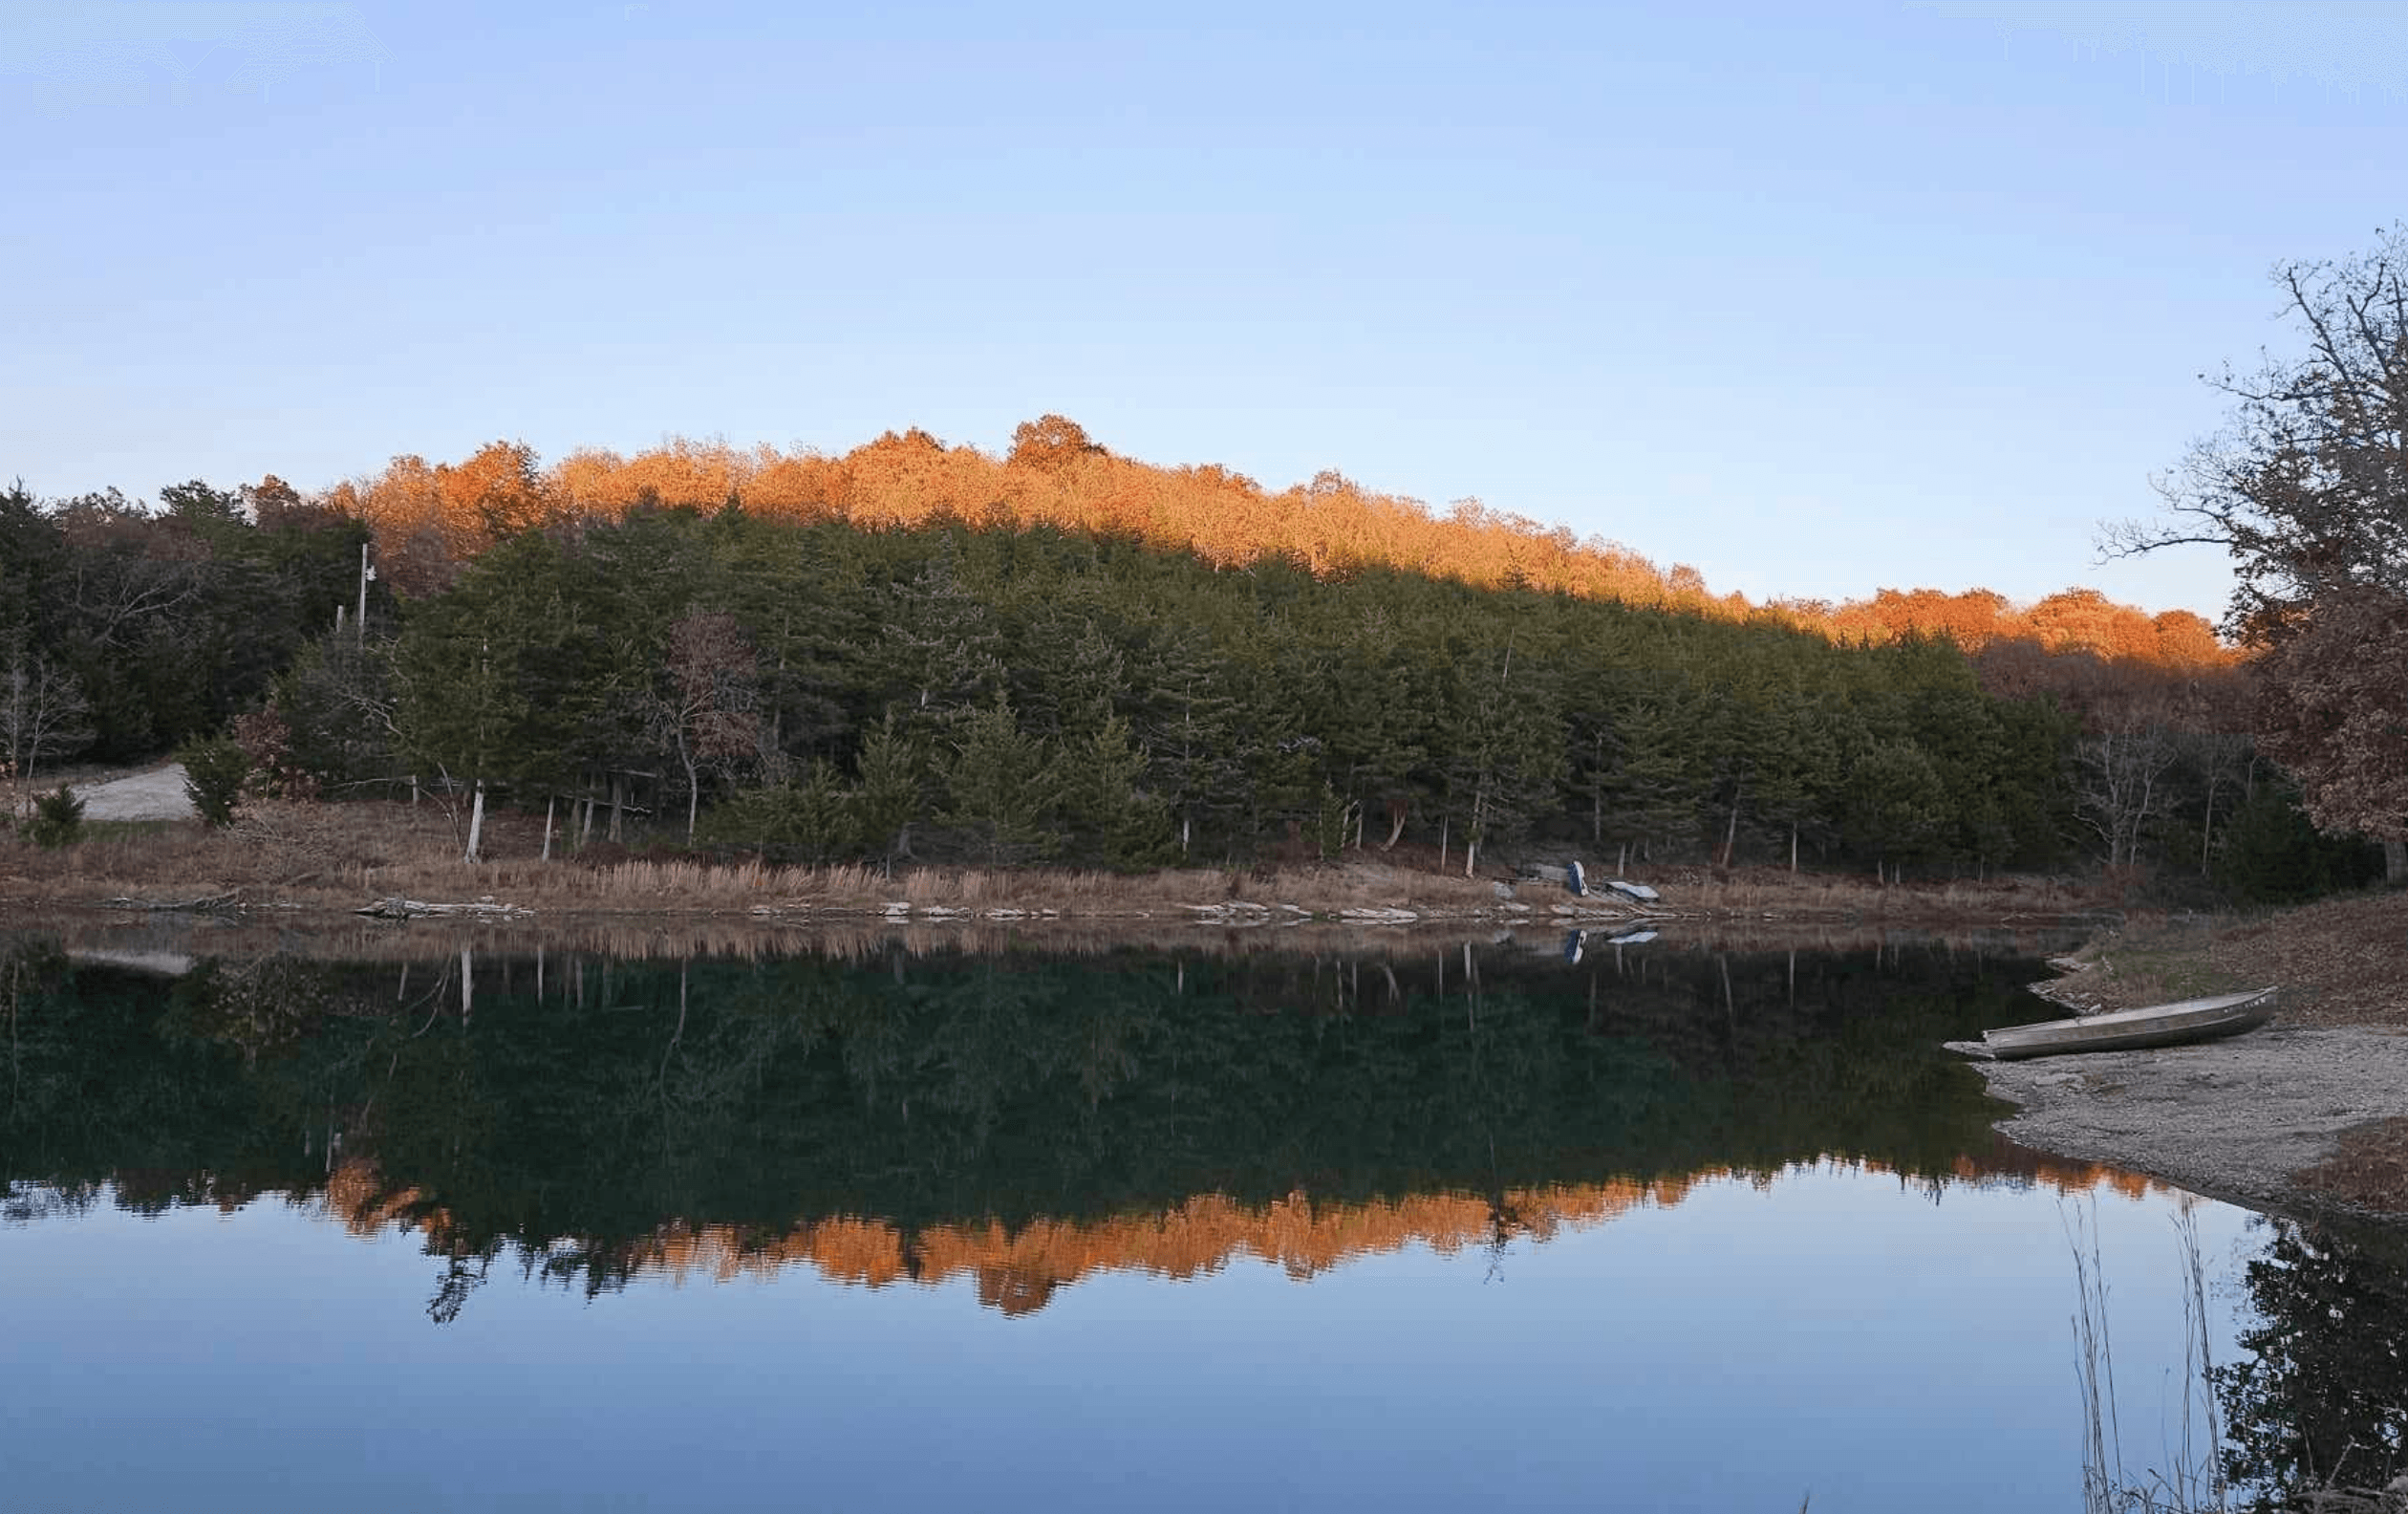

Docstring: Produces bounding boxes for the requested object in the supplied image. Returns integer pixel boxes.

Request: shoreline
[1957,891,2408,1227]
[3,790,2123,941]
[1965,1027,2408,1229]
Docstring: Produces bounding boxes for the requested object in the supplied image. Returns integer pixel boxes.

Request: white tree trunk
[464,780,485,863]
[542,795,555,862]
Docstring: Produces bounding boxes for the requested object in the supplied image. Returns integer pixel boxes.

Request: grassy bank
[2039,890,2408,1027]
[1,793,2115,931]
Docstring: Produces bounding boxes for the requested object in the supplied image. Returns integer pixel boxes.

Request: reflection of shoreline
[314,1150,2165,1316]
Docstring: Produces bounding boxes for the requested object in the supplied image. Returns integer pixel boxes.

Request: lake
[4,929,2400,1511]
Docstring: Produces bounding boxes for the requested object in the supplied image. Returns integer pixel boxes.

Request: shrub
[27,784,85,848]
[230,706,320,801]
[179,736,252,828]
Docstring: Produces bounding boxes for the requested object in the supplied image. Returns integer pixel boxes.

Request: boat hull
[1950,987,2277,1061]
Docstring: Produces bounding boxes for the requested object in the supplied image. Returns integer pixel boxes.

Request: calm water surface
[2,932,2399,1511]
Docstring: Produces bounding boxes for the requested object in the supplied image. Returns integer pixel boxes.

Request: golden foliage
[330,422,2233,670]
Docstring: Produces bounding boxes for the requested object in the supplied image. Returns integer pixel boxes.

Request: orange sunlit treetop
[322,420,2236,672]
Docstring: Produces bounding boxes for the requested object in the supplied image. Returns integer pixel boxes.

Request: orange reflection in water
[307,1148,2162,1316]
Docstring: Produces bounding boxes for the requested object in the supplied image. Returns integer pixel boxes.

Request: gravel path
[1969,1023,2408,1220]
[69,764,196,822]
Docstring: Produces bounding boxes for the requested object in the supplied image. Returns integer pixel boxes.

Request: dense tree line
[266,507,2108,875]
[1,466,2373,888]
[0,477,376,780]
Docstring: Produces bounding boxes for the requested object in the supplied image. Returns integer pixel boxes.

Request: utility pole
[357,542,375,645]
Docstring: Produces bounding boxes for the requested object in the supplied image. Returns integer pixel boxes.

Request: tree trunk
[609,774,624,842]
[463,779,486,863]
[683,751,699,842]
[1382,798,1407,850]
[1788,822,1798,875]
[1439,816,1449,870]
[542,795,555,863]
[1720,794,1740,869]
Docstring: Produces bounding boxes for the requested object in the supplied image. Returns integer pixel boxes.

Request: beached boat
[1945,986,2277,1061]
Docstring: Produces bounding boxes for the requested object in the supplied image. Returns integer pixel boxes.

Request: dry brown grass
[2297,1117,2408,1213]
[0,799,1511,920]
[1674,864,2109,922]
[2,795,2118,941]
[2041,889,2408,1025]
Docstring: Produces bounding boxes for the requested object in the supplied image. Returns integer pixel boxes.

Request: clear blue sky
[7,1,2405,619]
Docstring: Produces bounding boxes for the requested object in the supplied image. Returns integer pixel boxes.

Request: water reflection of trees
[2220,1219,2408,1511]
[5,933,2112,1319]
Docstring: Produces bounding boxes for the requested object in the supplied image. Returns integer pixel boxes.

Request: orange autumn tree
[329,420,2233,674]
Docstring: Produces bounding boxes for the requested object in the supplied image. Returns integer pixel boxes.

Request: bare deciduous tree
[2073,722,2182,869]
[2105,227,2408,879]
[0,649,96,793]
[655,610,760,841]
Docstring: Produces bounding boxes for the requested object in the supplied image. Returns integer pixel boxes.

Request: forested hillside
[328,419,2234,670]
[3,424,2371,892]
